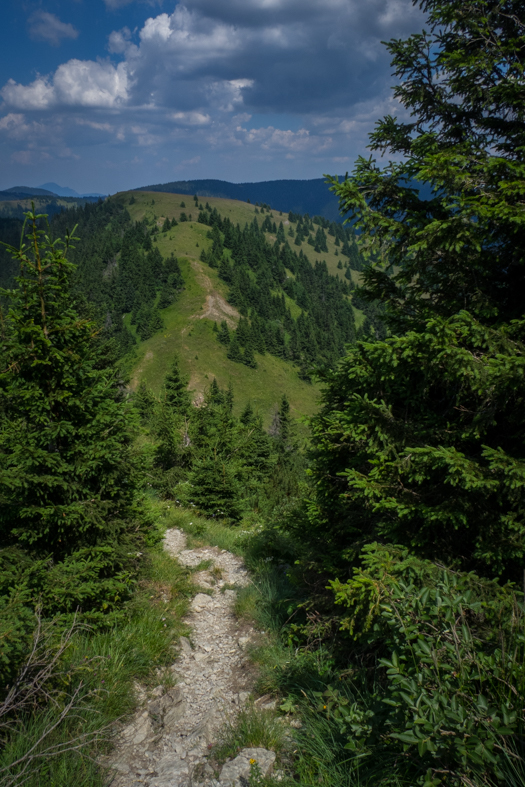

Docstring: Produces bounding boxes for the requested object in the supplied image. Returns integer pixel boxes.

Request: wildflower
[323,705,327,709]
[249,758,257,765]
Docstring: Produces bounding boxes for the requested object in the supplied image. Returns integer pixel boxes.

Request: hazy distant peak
[5,186,58,197]
[39,182,80,198]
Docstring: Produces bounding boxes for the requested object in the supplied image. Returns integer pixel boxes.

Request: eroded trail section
[109,528,255,787]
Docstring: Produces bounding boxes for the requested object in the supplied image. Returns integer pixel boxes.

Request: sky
[0,0,425,194]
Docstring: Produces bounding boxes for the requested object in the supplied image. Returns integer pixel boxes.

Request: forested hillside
[47,189,381,420]
[133,177,343,220]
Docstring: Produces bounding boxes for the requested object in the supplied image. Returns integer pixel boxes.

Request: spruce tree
[164,355,191,414]
[134,381,157,422]
[310,0,525,581]
[189,458,240,521]
[278,394,291,444]
[243,344,258,369]
[227,335,243,363]
[217,320,230,345]
[0,210,146,617]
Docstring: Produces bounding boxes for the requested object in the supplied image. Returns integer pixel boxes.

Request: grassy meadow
[112,190,323,425]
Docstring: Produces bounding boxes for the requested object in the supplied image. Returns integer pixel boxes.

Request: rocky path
[108,528,260,787]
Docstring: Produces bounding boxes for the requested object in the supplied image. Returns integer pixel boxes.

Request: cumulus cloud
[5,1,422,115]
[28,11,79,47]
[1,60,129,109]
[1,0,425,184]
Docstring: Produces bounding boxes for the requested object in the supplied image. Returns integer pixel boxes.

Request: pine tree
[164,355,191,414]
[240,401,255,426]
[217,320,231,345]
[314,0,525,581]
[0,209,146,620]
[209,377,224,405]
[243,344,257,369]
[278,394,291,444]
[227,335,243,363]
[134,381,157,422]
[189,458,240,521]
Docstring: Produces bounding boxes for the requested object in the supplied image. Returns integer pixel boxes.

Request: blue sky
[0,0,424,194]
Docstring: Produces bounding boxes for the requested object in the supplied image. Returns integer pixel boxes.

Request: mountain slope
[47,189,379,425]
[116,191,322,422]
[133,178,343,221]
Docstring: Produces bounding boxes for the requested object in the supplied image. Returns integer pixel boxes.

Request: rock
[148,686,186,730]
[193,593,213,611]
[112,760,131,774]
[219,748,276,786]
[179,635,193,655]
[237,636,250,650]
[255,694,277,711]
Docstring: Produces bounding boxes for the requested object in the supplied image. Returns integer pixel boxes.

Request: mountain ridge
[133,178,343,221]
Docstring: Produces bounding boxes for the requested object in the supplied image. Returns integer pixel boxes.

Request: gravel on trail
[106,528,263,787]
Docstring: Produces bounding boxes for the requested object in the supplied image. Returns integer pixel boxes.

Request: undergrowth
[0,539,195,787]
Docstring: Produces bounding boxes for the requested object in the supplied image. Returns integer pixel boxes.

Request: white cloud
[28,11,79,47]
[1,61,129,110]
[1,0,426,185]
[171,111,211,126]
[11,150,33,165]
[0,113,25,131]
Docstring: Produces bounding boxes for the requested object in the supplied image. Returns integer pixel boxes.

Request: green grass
[110,189,369,422]
[112,191,322,426]
[158,506,250,555]
[0,541,195,787]
[212,702,287,766]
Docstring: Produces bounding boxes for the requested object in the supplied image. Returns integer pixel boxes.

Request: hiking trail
[107,528,275,787]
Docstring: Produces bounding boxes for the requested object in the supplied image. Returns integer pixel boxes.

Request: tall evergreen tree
[307,0,525,582]
[0,210,146,618]
[217,320,231,345]
[164,355,191,414]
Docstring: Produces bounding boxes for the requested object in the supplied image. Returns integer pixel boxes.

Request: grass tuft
[0,544,195,787]
[212,702,286,765]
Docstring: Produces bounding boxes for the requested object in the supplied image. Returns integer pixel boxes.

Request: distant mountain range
[133,178,344,221]
[39,182,106,198]
[0,184,106,201]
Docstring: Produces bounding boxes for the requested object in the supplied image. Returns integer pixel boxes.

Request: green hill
[132,177,343,221]
[117,189,361,285]
[46,189,382,426]
[112,191,320,423]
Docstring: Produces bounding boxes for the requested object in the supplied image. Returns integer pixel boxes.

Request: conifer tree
[190,458,240,521]
[278,394,291,444]
[164,355,191,414]
[227,335,243,363]
[217,320,230,345]
[134,381,157,422]
[0,209,146,619]
[310,0,525,581]
[225,381,234,413]
[243,344,258,369]
[209,377,224,405]
[240,401,255,426]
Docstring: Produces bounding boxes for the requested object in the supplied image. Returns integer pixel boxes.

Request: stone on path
[219,747,276,786]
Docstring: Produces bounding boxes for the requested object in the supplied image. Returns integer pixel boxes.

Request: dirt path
[189,260,239,327]
[108,529,257,787]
